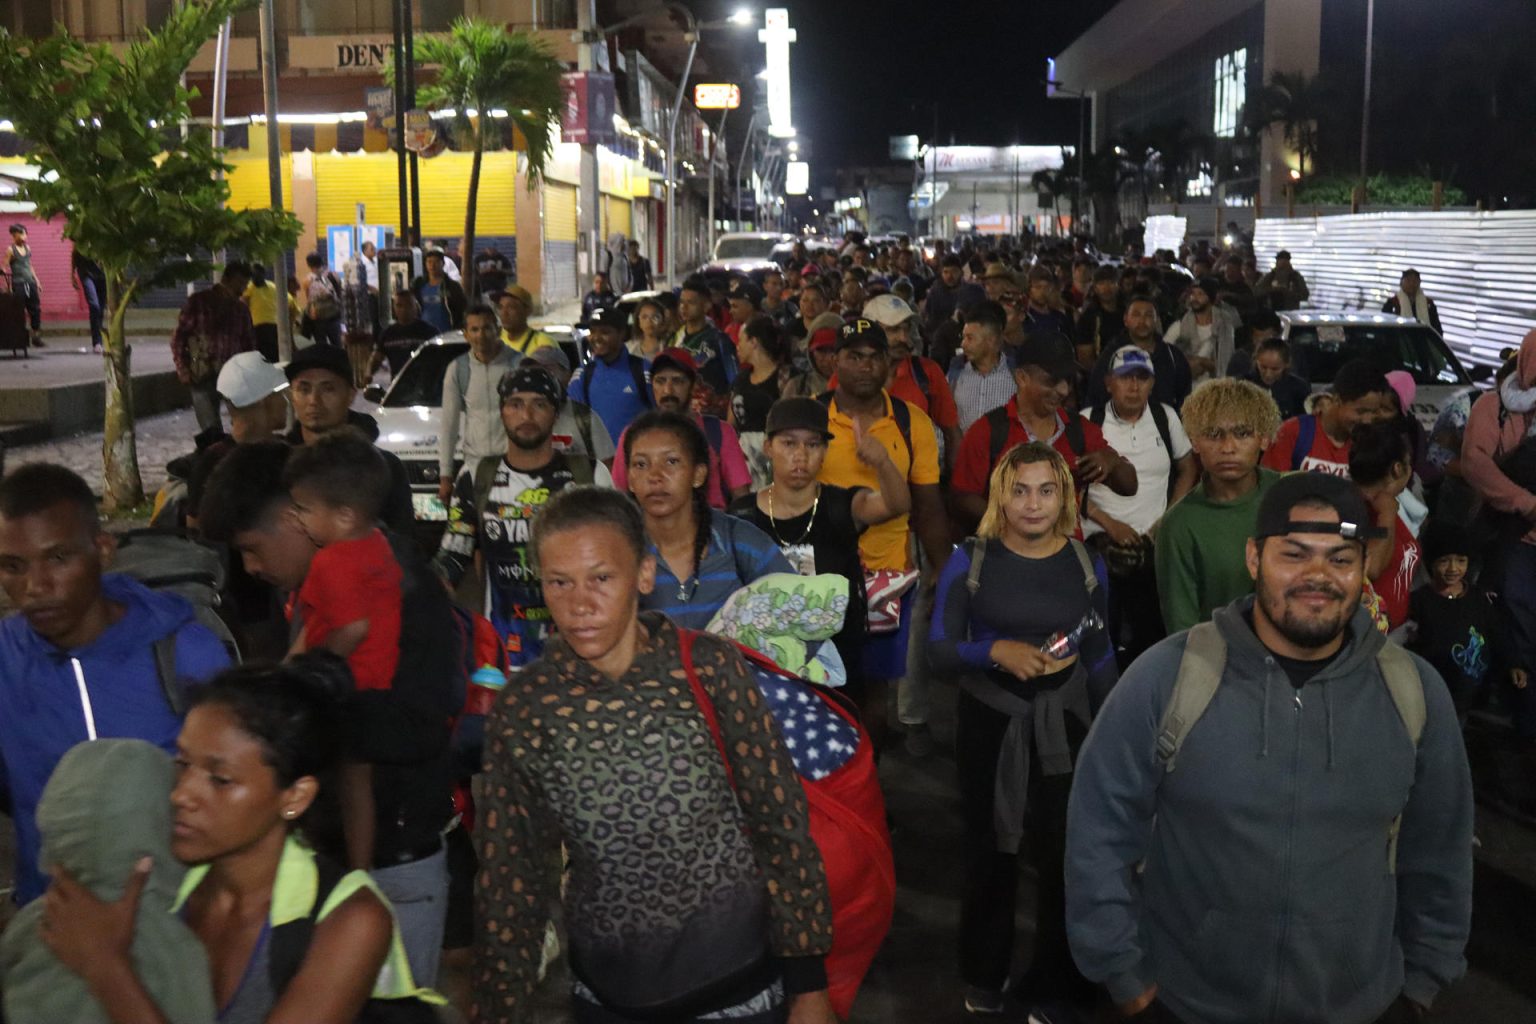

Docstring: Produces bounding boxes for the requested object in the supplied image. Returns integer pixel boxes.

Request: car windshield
[714,237,778,260]
[382,342,467,407]
[1287,324,1469,387]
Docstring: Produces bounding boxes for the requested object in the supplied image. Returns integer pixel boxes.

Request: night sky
[697,0,1121,184]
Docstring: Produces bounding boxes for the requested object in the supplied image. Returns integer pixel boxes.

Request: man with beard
[435,364,611,666]
[437,304,523,508]
[1163,277,1239,383]
[1067,472,1472,1024]
[609,348,751,510]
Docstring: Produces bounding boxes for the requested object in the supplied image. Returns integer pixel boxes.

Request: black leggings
[955,689,1089,997]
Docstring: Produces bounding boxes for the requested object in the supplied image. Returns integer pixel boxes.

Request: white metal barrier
[1252,211,1536,369]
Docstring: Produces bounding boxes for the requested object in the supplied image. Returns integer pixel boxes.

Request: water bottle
[471,664,507,690]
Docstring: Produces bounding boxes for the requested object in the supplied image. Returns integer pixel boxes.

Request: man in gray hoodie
[1066,472,1473,1024]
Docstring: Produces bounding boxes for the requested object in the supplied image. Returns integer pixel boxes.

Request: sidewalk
[0,335,182,444]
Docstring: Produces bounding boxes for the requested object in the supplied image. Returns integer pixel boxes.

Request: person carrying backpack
[1067,472,1474,1024]
[302,251,345,348]
[0,464,231,907]
[929,441,1116,1020]
[435,364,613,668]
[474,485,835,1024]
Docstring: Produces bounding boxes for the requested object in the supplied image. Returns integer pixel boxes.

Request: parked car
[368,326,580,521]
[1279,310,1492,430]
[700,232,792,276]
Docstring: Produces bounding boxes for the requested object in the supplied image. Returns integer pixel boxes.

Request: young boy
[1262,358,1392,476]
[1408,518,1527,717]
[282,429,403,869]
[1243,337,1312,420]
[1349,421,1420,633]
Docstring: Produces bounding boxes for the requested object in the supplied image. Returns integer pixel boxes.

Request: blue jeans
[370,846,449,987]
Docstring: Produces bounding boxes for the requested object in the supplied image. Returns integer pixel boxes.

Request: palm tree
[1031,163,1071,235]
[403,18,564,297]
[1245,70,1325,177]
[1142,118,1203,203]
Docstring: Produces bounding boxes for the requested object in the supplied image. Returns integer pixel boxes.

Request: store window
[297,0,394,34]
[1212,47,1247,138]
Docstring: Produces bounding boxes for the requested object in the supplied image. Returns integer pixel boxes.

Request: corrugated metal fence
[1252,211,1536,369]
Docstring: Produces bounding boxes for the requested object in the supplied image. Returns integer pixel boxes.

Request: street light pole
[664,20,699,289]
[257,0,294,362]
[1359,0,1375,187]
[736,109,757,232]
[707,106,729,257]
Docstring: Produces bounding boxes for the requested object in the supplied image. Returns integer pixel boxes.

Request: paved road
[6,406,201,501]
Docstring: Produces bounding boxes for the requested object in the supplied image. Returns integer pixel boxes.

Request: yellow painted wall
[543,183,578,243]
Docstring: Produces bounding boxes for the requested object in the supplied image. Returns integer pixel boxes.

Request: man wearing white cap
[182,353,292,530]
[1082,345,1198,666]
[862,293,960,466]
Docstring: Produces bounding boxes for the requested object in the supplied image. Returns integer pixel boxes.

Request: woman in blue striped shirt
[625,411,794,629]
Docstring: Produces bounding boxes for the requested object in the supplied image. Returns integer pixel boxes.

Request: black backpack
[1088,401,1178,500]
[268,855,443,1023]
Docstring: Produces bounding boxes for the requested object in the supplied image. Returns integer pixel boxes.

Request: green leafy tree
[0,0,300,511]
[398,18,564,298]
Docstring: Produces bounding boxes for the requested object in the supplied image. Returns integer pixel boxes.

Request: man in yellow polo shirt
[819,318,948,755]
[495,285,556,356]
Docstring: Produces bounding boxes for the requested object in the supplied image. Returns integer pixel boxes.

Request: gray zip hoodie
[1065,598,1473,1024]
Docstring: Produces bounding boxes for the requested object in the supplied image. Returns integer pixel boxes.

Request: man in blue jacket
[1066,472,1473,1024]
[0,464,230,904]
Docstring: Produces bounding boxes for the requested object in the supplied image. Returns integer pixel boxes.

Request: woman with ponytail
[624,410,795,629]
[36,655,441,1024]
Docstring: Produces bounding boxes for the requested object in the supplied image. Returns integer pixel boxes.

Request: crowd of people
[0,225,1530,1024]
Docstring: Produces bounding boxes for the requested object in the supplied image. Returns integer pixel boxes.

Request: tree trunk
[462,123,483,301]
[100,276,144,513]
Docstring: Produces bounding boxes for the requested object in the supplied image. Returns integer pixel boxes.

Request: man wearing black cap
[1068,472,1473,1024]
[1087,295,1194,413]
[284,343,415,533]
[818,318,947,753]
[569,304,653,439]
[953,332,1136,532]
[1255,249,1310,312]
[435,364,610,668]
[725,279,763,348]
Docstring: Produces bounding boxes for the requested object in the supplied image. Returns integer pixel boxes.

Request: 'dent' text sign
[693,83,741,110]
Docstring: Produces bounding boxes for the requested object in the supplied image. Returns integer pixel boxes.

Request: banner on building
[561,71,617,147]
[365,87,393,132]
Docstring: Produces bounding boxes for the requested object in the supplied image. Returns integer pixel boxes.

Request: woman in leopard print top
[472,487,835,1024]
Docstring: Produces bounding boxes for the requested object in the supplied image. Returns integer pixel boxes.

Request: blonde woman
[928,441,1115,1019]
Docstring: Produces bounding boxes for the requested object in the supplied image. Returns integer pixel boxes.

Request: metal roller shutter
[542,182,579,304]
[603,195,632,241]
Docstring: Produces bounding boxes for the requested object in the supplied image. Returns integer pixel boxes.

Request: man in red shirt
[952,333,1137,531]
[1263,359,1393,477]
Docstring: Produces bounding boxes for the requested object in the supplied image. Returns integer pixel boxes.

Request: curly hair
[1180,377,1282,442]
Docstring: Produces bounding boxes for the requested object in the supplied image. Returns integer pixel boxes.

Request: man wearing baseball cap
[174,352,292,533]
[1069,471,1472,1024]
[493,285,556,357]
[283,343,415,533]
[818,317,948,753]
[523,344,615,464]
[1081,345,1198,666]
[1087,294,1194,414]
[861,293,960,464]
[609,347,752,509]
[435,364,611,667]
[952,332,1136,533]
[569,304,653,439]
[1163,276,1239,382]
[1255,249,1310,312]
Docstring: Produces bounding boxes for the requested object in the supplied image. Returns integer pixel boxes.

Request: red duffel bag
[679,629,895,1020]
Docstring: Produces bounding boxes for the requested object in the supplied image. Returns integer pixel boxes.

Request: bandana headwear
[497,365,564,408]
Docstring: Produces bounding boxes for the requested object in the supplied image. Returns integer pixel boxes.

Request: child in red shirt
[1350,421,1422,632]
[283,430,403,869]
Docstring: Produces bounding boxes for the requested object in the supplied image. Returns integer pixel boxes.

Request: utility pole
[707,107,729,256]
[257,0,293,362]
[404,0,420,246]
[736,110,757,233]
[391,0,409,243]
[1359,0,1376,190]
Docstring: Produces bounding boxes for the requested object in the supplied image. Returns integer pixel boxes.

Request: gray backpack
[112,530,241,714]
[1155,620,1426,872]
